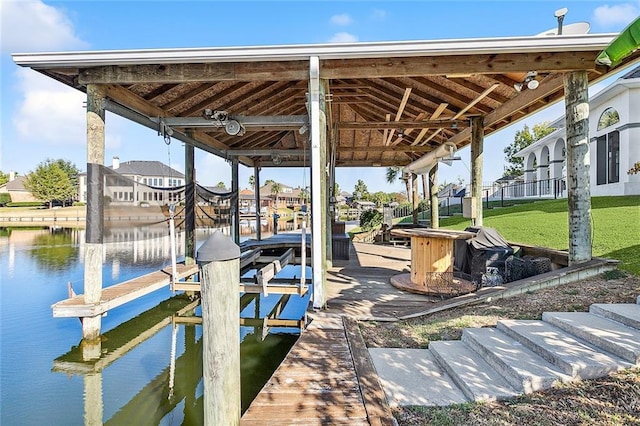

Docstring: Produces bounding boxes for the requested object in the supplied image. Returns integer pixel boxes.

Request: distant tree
[386,166,411,203]
[24,159,79,208]
[0,170,9,186]
[628,161,640,175]
[264,179,275,185]
[270,182,282,208]
[248,175,255,189]
[333,182,340,196]
[353,179,369,200]
[503,122,554,176]
[370,191,390,206]
[216,181,226,189]
[300,186,310,203]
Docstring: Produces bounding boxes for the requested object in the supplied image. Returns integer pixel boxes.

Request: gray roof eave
[12,33,617,69]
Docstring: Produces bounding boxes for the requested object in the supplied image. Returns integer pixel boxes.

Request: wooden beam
[452,83,499,120]
[412,102,448,146]
[390,112,426,146]
[78,52,601,84]
[337,119,466,130]
[448,73,566,147]
[79,61,309,84]
[104,84,166,117]
[320,52,601,79]
[385,88,412,145]
[337,145,435,152]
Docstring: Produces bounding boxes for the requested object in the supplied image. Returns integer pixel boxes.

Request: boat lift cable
[300,138,307,288]
[159,120,179,293]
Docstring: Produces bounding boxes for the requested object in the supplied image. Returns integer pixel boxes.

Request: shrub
[0,193,11,206]
[6,201,45,208]
[72,201,86,206]
[359,209,383,231]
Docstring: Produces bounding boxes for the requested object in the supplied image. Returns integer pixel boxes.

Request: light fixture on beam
[514,71,539,92]
[272,153,283,165]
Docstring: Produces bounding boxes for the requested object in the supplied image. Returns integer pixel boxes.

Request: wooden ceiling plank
[161,82,218,111]
[356,79,433,119]
[180,81,251,116]
[413,76,503,109]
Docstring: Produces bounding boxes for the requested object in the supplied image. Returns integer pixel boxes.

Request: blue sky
[1,1,638,194]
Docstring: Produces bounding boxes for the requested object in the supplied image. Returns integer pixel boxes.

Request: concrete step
[368,348,468,407]
[462,327,571,393]
[590,303,640,330]
[496,319,631,379]
[542,311,640,364]
[429,340,519,402]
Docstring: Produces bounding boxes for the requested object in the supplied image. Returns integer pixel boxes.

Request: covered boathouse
[12,26,640,340]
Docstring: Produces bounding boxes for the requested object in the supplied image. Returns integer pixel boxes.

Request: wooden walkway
[241,316,394,426]
[241,241,419,425]
[52,263,199,318]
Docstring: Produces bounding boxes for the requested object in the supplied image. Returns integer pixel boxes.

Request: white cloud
[329,32,359,43]
[13,68,86,146]
[330,13,353,26]
[371,9,387,21]
[592,3,639,28]
[1,0,88,53]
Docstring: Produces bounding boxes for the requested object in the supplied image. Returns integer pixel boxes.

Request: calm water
[0,225,309,425]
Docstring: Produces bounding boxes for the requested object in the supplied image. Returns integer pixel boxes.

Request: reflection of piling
[197,231,240,425]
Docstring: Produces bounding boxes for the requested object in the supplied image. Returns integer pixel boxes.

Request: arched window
[597,107,620,130]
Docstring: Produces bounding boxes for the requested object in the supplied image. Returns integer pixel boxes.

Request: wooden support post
[471,116,484,227]
[197,232,241,426]
[429,163,439,229]
[83,84,106,341]
[231,158,240,245]
[564,71,592,264]
[310,57,327,309]
[185,140,196,265]
[412,173,419,224]
[254,166,261,241]
[84,373,103,426]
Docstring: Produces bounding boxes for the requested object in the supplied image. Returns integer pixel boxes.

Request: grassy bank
[395,195,639,275]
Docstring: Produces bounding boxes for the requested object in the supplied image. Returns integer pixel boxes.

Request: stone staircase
[369,296,640,407]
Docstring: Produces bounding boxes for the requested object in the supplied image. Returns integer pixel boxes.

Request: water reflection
[53,294,301,424]
[0,225,306,425]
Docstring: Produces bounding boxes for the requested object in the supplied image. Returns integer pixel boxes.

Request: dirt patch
[394,367,640,425]
[359,272,640,349]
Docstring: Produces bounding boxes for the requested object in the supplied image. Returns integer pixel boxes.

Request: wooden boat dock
[241,241,424,425]
[241,239,618,425]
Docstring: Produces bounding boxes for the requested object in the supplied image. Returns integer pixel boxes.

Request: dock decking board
[241,326,369,425]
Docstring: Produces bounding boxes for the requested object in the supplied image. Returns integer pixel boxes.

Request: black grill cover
[454,227,514,284]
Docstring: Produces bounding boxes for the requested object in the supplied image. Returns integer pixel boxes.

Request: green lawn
[438,195,640,275]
